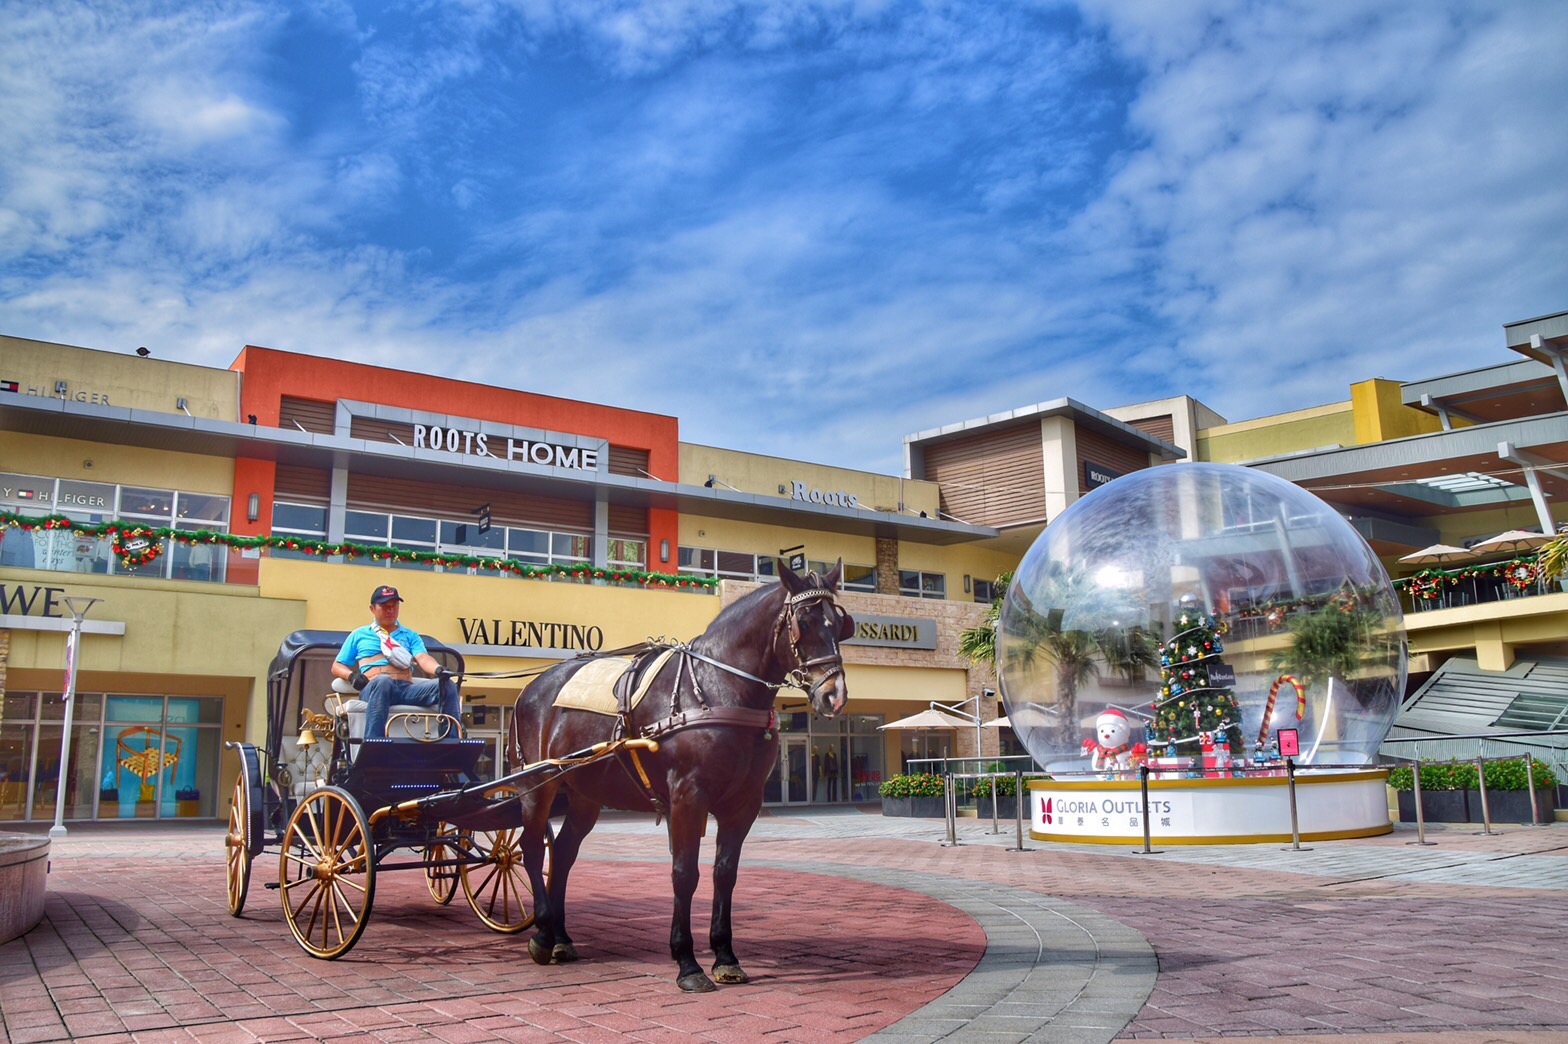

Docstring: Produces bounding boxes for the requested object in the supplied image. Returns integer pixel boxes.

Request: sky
[2,0,1566,475]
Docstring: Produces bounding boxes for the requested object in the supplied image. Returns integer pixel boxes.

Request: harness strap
[641,706,777,742]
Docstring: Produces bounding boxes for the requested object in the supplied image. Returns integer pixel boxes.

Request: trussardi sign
[413,424,601,472]
[457,616,605,651]
[842,614,937,650]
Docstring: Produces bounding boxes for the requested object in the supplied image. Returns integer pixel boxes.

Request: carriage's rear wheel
[459,826,539,933]
[280,786,375,959]
[424,824,465,905]
[224,744,264,916]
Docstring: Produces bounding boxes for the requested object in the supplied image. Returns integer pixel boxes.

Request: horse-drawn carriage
[226,562,852,990]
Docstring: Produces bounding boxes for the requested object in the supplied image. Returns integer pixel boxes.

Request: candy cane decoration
[1256,674,1306,749]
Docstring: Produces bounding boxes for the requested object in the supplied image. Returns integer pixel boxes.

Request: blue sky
[3,0,1565,474]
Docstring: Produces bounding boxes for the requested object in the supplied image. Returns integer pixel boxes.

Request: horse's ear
[778,557,804,593]
[824,557,844,590]
[837,609,855,641]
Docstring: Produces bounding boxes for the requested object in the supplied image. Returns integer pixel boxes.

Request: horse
[506,559,853,992]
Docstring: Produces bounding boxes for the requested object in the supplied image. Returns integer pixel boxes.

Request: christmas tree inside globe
[996,463,1407,775]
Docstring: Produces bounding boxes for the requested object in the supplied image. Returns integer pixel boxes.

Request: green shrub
[1388,757,1555,792]
[878,773,946,798]
[971,774,1050,797]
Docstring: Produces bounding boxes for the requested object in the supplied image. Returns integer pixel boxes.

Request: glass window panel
[844,564,876,590]
[273,502,328,532]
[716,550,755,577]
[3,691,39,722]
[116,539,172,579]
[175,492,230,524]
[552,533,589,560]
[392,515,437,542]
[0,715,33,820]
[120,487,174,517]
[440,520,504,550]
[390,542,436,570]
[105,696,164,723]
[678,547,715,572]
[922,573,946,597]
[508,528,549,555]
[756,556,776,578]
[345,511,389,538]
[170,536,224,582]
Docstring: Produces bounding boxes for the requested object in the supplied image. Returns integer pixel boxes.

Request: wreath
[1406,574,1444,600]
[111,525,162,569]
[1504,561,1537,590]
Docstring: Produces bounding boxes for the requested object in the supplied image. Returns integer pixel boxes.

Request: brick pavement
[1,813,1565,1043]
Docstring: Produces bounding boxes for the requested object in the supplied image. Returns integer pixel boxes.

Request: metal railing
[1380,729,1566,843]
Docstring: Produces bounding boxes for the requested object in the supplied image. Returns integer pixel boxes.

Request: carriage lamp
[297,710,334,748]
[247,493,260,522]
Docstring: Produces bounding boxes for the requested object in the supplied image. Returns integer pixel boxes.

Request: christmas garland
[1392,556,1542,598]
[0,511,719,589]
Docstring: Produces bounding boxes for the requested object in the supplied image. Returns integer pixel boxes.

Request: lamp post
[932,688,995,760]
[48,596,101,839]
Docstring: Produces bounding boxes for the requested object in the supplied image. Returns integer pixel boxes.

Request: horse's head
[775,558,853,717]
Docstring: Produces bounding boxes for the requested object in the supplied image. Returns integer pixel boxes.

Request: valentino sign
[413,423,601,472]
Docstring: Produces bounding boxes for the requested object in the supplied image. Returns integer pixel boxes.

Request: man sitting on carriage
[332,585,461,737]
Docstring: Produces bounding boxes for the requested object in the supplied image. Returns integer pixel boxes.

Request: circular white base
[1027,769,1392,845]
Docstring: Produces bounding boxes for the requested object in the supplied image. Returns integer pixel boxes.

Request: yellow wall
[678,515,879,570]
[680,443,940,515]
[1198,402,1355,463]
[0,334,239,420]
[1350,378,1447,444]
[0,431,235,496]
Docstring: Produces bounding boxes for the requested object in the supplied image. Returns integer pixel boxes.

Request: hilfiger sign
[413,423,601,472]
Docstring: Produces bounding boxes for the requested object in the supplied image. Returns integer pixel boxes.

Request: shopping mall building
[3,308,1566,824]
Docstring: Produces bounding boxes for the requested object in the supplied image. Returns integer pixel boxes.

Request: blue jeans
[362,675,460,738]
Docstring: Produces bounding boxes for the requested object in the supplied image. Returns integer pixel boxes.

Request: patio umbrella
[982,715,1012,729]
[1397,544,1475,565]
[877,709,970,731]
[1468,529,1552,555]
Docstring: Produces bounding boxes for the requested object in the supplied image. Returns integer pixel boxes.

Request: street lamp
[48,596,101,839]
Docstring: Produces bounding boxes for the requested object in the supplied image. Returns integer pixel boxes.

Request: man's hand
[350,670,370,691]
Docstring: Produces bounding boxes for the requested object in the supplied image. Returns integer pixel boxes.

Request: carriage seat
[328,678,454,755]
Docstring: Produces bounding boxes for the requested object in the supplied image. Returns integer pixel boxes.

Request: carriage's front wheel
[460,826,537,933]
[424,824,464,906]
[280,786,375,959]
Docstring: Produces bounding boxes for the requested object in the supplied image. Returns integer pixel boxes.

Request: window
[973,578,996,604]
[808,560,875,592]
[679,546,779,583]
[271,501,328,560]
[899,569,946,600]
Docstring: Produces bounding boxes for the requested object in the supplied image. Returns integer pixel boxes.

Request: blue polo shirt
[336,623,427,671]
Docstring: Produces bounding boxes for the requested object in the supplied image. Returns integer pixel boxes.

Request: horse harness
[606,584,847,817]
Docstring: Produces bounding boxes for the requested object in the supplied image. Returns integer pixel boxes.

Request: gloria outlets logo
[1041,796,1053,825]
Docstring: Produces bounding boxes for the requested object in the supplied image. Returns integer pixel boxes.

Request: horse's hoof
[552,942,579,963]
[677,971,717,993]
[712,964,748,985]
[527,937,552,966]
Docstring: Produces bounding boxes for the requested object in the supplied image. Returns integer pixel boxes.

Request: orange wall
[229,346,681,573]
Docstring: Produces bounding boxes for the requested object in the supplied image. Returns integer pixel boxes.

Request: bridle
[768,585,848,697]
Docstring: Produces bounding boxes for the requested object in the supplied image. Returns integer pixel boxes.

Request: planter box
[880,796,947,818]
[1396,790,1469,823]
[1468,788,1556,825]
[976,795,1020,820]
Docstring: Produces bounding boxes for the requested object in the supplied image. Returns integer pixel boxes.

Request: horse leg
[541,796,599,963]
[667,801,714,992]
[709,810,758,984]
[520,788,559,966]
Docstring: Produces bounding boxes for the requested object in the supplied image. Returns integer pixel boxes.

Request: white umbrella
[877,709,970,731]
[1398,543,1475,565]
[982,715,1012,729]
[1468,529,1551,555]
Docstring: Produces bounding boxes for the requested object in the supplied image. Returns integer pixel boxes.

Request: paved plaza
[2,808,1565,1043]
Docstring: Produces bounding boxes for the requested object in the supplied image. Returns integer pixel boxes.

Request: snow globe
[999,463,1406,843]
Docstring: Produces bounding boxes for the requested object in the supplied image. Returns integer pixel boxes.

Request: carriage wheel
[280,786,375,959]
[224,744,264,917]
[424,824,465,906]
[459,826,538,933]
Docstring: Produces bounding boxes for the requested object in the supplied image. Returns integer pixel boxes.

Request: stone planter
[1468,788,1556,824]
[880,796,947,818]
[975,795,1019,820]
[1396,790,1469,823]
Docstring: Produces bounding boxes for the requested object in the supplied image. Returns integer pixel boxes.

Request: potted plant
[1472,758,1557,824]
[879,773,947,817]
[1387,761,1474,822]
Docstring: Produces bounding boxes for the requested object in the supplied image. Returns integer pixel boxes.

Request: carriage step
[264,882,279,890]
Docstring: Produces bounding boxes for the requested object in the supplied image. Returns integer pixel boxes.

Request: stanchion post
[1008,768,1028,853]
[1474,757,1496,835]
[1282,757,1311,851]
[988,771,1002,835]
[1133,763,1162,855]
[941,771,960,847]
[1406,755,1436,846]
[1526,756,1541,826]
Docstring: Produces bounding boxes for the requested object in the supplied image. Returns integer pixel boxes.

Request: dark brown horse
[507,560,852,992]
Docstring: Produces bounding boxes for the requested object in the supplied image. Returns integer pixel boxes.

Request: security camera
[982,688,996,699]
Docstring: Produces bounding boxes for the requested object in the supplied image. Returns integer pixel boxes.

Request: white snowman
[1082,708,1138,772]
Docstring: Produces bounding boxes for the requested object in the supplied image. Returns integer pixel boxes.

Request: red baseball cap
[370,585,403,605]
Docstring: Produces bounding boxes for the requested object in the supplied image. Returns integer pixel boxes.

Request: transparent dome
[998,463,1406,772]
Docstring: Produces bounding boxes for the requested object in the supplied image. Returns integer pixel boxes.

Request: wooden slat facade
[279,396,336,435]
[1128,414,1175,445]
[274,464,331,500]
[924,423,1045,527]
[349,415,415,446]
[345,474,594,531]
[607,444,649,478]
[1075,428,1152,496]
